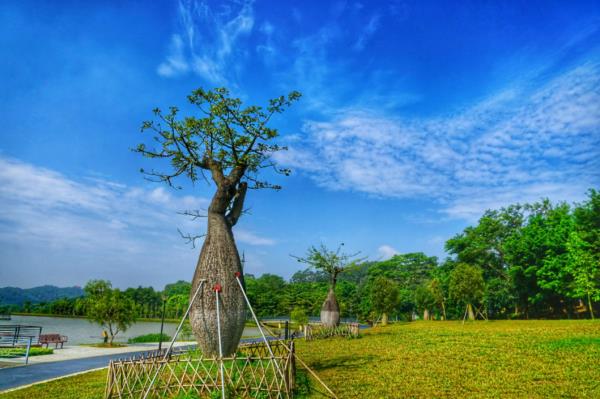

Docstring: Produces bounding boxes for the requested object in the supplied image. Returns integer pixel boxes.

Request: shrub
[127,333,171,344]
[291,308,309,326]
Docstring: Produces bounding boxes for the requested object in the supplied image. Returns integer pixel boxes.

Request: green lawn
[0,369,107,399]
[0,347,53,358]
[296,320,600,398]
[2,320,598,398]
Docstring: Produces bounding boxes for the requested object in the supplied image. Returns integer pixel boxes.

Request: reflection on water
[6,315,262,344]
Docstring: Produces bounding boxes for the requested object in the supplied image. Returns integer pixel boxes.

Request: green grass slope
[2,320,598,398]
[296,320,600,398]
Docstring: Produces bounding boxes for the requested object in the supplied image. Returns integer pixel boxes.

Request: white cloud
[278,61,600,221]
[0,156,274,287]
[0,156,207,251]
[377,245,399,260]
[157,35,190,77]
[234,229,275,246]
[157,0,254,84]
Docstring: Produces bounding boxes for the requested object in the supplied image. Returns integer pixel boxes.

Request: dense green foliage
[4,190,598,322]
[445,190,600,319]
[84,280,136,344]
[290,308,309,326]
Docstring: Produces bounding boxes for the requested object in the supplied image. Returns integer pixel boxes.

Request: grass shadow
[307,354,378,371]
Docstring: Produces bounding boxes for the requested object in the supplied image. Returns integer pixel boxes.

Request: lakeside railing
[0,325,42,347]
[0,324,43,365]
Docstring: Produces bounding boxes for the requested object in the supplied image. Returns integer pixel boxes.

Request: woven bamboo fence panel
[105,340,295,399]
[304,323,359,340]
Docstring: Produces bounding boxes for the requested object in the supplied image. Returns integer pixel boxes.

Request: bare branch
[177,210,208,220]
[177,228,206,249]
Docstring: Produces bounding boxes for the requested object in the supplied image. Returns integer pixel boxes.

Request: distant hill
[0,285,84,306]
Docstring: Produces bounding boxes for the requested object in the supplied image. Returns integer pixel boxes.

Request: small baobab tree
[292,244,362,327]
[414,283,436,321]
[370,276,400,326]
[449,263,485,321]
[136,87,300,356]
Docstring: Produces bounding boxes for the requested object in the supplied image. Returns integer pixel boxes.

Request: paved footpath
[0,348,162,392]
[0,350,183,394]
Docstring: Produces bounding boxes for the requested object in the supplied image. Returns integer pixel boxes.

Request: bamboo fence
[303,322,360,341]
[105,340,296,399]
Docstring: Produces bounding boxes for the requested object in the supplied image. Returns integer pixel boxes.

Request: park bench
[39,334,68,348]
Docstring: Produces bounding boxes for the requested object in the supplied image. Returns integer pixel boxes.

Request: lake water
[5,315,263,344]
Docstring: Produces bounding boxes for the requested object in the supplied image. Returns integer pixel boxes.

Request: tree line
[6,189,598,322]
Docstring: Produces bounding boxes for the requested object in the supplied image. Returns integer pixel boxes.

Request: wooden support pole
[214,285,226,399]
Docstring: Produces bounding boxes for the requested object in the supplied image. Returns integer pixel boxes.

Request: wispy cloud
[354,13,381,51]
[235,229,275,246]
[256,21,276,60]
[157,0,254,84]
[0,156,275,287]
[157,35,190,77]
[276,60,600,221]
[281,10,423,115]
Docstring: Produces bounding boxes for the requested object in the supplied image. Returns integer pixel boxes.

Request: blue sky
[1,0,599,289]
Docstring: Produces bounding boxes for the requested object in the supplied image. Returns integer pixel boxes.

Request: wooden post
[104,361,113,399]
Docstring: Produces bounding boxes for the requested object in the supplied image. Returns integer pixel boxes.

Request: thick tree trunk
[189,212,246,357]
[467,303,475,321]
[108,324,117,345]
[423,309,430,321]
[320,287,340,327]
[381,312,389,326]
[588,292,595,320]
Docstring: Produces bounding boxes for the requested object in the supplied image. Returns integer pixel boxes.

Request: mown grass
[2,320,598,398]
[0,347,53,358]
[0,369,107,399]
[295,320,600,398]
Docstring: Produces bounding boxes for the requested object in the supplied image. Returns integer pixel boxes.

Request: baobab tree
[292,244,362,327]
[370,276,400,326]
[449,263,485,321]
[136,87,300,356]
